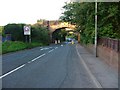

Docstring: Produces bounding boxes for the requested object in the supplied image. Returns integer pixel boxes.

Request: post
[78,33,80,43]
[29,35,31,43]
[95,0,97,57]
[25,35,28,43]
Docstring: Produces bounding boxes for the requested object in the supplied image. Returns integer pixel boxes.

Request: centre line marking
[40,48,50,51]
[55,47,58,49]
[1,53,46,79]
[28,61,33,63]
[61,45,63,46]
[48,49,54,53]
[31,53,46,62]
[0,64,26,79]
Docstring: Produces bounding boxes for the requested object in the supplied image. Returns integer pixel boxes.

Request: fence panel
[98,38,120,52]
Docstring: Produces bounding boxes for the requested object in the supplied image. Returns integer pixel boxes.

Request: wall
[97,45,119,69]
[84,44,119,70]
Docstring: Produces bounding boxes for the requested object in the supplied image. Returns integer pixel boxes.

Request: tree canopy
[60,2,120,44]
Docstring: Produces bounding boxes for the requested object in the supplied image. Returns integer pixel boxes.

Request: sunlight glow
[0,0,69,26]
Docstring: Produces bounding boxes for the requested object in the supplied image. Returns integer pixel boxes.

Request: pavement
[1,43,118,88]
[76,44,118,88]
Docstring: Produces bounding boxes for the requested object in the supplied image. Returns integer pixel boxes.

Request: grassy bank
[2,41,48,54]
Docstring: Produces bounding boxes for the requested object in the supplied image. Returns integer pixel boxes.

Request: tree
[31,24,49,44]
[4,24,25,41]
[0,26,5,36]
[60,2,120,44]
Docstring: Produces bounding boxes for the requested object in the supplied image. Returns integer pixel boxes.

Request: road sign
[24,26,31,35]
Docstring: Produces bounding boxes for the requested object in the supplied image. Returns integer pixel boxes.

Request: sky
[0,0,69,26]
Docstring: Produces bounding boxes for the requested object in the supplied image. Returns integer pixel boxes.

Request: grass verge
[2,41,48,54]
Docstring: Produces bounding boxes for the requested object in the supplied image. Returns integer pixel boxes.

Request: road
[1,43,117,88]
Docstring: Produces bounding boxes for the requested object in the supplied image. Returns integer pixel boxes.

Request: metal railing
[98,38,120,52]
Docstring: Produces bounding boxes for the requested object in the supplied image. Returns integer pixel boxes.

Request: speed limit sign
[24,26,31,35]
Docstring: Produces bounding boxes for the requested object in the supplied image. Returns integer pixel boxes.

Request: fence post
[118,39,120,52]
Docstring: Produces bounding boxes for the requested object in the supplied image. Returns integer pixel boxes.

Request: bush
[4,24,25,41]
[4,23,50,45]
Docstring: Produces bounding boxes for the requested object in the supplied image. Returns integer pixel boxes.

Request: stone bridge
[48,22,76,33]
[36,20,80,42]
[37,20,76,33]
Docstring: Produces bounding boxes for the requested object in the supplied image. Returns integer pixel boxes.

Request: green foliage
[4,23,50,45]
[4,24,25,41]
[2,41,27,54]
[2,41,45,54]
[31,24,49,44]
[60,2,120,44]
[0,26,5,36]
[0,26,3,35]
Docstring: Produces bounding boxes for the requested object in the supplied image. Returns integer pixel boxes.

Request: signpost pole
[29,35,31,43]
[25,35,27,43]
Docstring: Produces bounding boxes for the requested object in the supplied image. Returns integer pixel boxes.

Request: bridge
[48,22,76,33]
[36,20,80,42]
[37,20,76,33]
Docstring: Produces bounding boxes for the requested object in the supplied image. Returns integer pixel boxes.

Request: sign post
[24,26,31,43]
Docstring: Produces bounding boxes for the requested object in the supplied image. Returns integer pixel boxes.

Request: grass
[2,41,48,54]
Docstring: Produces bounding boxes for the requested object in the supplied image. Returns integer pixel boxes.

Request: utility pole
[95,0,98,57]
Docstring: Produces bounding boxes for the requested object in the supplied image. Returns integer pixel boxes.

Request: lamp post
[95,0,98,57]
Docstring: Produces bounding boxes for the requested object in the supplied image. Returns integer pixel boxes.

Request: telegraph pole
[95,0,98,57]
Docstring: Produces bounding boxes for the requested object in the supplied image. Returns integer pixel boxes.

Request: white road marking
[0,64,26,79]
[61,45,63,46]
[0,53,46,79]
[76,45,102,88]
[55,47,58,49]
[48,49,54,53]
[27,61,33,63]
[40,47,51,51]
[31,53,46,62]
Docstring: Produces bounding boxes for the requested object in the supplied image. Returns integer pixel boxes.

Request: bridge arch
[47,22,76,43]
